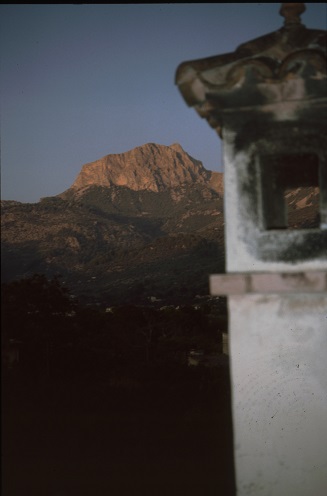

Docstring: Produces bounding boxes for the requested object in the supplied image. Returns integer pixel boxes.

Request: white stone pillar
[175,5,327,494]
[211,272,327,496]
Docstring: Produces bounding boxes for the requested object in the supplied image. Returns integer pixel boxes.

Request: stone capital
[175,6,326,137]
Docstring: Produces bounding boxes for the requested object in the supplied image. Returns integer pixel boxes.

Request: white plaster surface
[228,293,327,496]
[222,142,327,274]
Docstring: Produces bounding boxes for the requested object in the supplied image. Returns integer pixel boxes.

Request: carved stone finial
[280,3,306,26]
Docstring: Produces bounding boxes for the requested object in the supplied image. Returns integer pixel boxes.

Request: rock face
[62,143,214,196]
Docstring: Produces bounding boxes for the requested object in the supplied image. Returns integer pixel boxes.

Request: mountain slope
[1,144,225,305]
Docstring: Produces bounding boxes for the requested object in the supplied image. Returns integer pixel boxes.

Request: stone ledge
[210,271,327,295]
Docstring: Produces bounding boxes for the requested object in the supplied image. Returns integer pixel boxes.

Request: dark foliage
[2,275,235,495]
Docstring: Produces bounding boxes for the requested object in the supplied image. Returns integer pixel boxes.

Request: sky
[1,3,326,203]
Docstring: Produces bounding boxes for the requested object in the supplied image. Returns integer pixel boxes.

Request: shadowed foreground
[2,364,235,496]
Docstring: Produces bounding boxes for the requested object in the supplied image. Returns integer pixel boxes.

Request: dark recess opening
[260,154,320,230]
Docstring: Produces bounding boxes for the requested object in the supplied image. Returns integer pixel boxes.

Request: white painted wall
[228,292,327,496]
[222,135,327,274]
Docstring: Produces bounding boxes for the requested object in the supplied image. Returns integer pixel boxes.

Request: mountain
[1,143,319,306]
[1,144,225,306]
[61,142,211,194]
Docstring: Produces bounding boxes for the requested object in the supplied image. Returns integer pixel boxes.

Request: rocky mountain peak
[61,143,213,197]
[169,142,185,152]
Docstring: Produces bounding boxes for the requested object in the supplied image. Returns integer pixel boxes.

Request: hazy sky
[1,3,326,203]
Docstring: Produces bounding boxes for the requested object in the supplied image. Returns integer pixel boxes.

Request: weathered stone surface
[176,5,327,271]
[176,5,327,495]
[229,291,327,496]
[175,6,326,136]
[210,271,327,295]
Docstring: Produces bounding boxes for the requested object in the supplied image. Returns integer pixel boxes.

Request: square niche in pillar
[259,153,320,231]
[223,123,327,272]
